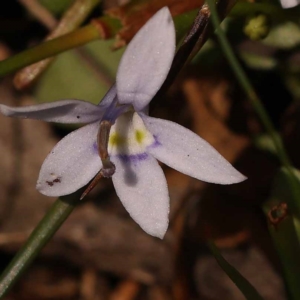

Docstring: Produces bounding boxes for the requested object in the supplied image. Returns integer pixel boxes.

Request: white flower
[0,7,246,238]
[280,0,300,9]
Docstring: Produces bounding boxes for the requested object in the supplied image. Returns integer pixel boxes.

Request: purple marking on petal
[118,152,149,163]
[93,142,98,154]
[147,135,161,149]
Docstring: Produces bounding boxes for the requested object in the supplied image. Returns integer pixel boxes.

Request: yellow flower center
[108,112,154,156]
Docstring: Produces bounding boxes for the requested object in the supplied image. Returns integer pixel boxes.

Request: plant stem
[206,0,300,221]
[206,0,291,168]
[14,0,102,89]
[0,15,121,78]
[206,0,300,217]
[207,1,300,297]
[51,0,101,35]
[0,195,81,298]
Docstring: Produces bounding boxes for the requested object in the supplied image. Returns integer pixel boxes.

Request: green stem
[207,1,300,297]
[206,0,290,167]
[0,16,121,78]
[14,0,102,89]
[208,241,264,300]
[0,195,81,298]
[206,0,300,218]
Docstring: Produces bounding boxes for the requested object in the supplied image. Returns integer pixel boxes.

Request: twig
[18,0,57,30]
[14,0,101,89]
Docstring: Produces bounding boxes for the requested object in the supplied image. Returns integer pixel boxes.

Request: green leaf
[253,133,279,156]
[208,241,264,300]
[263,167,300,300]
[263,22,300,50]
[239,52,277,71]
[270,167,300,217]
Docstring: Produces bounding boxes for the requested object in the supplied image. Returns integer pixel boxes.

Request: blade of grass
[208,241,264,300]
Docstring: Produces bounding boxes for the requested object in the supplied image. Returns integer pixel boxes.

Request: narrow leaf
[263,167,300,300]
[208,241,264,300]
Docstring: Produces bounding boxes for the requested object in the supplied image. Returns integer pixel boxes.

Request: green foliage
[263,22,300,49]
[208,242,264,300]
[2,1,300,298]
[264,167,300,300]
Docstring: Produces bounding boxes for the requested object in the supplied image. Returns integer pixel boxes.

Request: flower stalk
[0,195,81,299]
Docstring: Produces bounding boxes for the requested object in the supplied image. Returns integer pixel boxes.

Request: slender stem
[206,0,300,220]
[49,0,101,36]
[0,195,81,298]
[0,26,97,77]
[19,0,57,29]
[14,0,101,89]
[0,15,122,78]
[207,3,300,297]
[206,0,291,167]
[208,241,264,300]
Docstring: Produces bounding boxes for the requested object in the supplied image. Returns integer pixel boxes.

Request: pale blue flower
[0,7,246,238]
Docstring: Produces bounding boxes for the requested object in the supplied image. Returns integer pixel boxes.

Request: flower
[0,7,246,238]
[279,0,299,9]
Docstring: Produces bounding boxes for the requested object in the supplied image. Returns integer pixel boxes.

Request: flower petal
[37,122,102,196]
[111,154,169,238]
[116,7,176,111]
[98,84,117,108]
[280,0,299,8]
[141,115,246,184]
[0,100,104,123]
